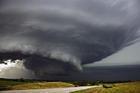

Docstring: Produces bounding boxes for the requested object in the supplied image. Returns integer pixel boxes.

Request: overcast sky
[0,0,140,80]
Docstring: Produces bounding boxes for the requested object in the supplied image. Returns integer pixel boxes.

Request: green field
[72,81,140,93]
[1,78,140,93]
[0,78,101,91]
[0,78,74,90]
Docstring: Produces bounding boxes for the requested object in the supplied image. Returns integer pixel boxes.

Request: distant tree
[19,78,25,82]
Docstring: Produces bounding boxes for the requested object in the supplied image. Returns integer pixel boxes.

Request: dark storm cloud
[0,0,140,79]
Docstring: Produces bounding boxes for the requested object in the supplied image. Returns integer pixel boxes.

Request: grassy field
[72,81,140,93]
[0,78,101,91]
[1,78,140,93]
[0,78,74,91]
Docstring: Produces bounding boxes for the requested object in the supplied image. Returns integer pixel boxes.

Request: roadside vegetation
[0,78,101,91]
[1,78,140,93]
[0,78,74,90]
[72,81,140,93]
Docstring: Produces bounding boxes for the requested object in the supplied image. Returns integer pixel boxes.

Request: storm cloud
[0,0,140,80]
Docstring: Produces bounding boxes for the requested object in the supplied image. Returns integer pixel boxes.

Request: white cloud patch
[0,60,35,79]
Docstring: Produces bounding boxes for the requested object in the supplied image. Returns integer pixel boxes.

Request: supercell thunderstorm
[0,0,140,80]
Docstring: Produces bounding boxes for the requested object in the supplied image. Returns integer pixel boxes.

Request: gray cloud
[0,0,140,80]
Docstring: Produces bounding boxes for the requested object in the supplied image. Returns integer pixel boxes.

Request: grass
[0,79,99,91]
[72,81,140,93]
[0,79,74,91]
[1,78,140,92]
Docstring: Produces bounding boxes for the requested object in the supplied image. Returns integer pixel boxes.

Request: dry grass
[72,81,140,93]
[9,82,74,90]
[0,79,74,90]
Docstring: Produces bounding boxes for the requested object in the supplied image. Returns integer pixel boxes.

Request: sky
[0,0,140,81]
